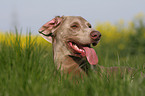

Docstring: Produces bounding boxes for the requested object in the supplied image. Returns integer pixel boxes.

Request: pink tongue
[83,47,98,65]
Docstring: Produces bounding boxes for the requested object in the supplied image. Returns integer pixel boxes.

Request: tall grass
[0,14,145,96]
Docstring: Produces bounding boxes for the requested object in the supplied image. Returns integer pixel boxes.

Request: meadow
[0,14,145,96]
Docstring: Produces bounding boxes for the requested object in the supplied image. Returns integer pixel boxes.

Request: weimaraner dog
[38,16,134,77]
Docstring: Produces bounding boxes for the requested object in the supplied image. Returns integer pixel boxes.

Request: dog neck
[52,41,89,75]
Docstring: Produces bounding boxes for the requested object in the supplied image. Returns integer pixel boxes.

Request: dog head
[39,16,101,65]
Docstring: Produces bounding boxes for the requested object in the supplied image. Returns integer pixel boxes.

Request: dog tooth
[74,44,79,49]
[80,49,84,52]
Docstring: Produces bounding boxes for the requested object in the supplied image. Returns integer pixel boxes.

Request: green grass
[0,32,145,96]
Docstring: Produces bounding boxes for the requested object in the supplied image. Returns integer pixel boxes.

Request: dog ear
[38,16,64,43]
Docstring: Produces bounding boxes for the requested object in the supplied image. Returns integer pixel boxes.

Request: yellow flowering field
[0,32,51,48]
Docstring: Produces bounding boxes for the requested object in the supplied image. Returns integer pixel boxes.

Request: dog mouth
[68,41,99,65]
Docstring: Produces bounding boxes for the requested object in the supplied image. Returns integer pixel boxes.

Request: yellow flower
[134,12,144,19]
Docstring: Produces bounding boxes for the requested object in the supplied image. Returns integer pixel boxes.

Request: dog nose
[90,31,101,40]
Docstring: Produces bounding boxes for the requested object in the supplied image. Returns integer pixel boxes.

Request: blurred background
[0,1,145,95]
[0,0,145,34]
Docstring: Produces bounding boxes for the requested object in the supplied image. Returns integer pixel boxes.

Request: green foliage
[127,18,145,55]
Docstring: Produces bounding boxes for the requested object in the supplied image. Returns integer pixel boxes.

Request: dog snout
[90,31,101,40]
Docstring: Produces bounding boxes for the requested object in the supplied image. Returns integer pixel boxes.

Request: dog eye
[88,24,92,28]
[71,25,78,29]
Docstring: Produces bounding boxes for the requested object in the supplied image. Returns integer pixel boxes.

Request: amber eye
[71,24,78,29]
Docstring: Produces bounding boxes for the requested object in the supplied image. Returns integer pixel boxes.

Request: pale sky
[0,0,145,34]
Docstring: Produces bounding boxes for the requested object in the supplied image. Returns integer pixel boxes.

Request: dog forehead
[63,16,88,24]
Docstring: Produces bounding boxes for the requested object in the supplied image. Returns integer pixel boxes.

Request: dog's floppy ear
[38,16,65,43]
